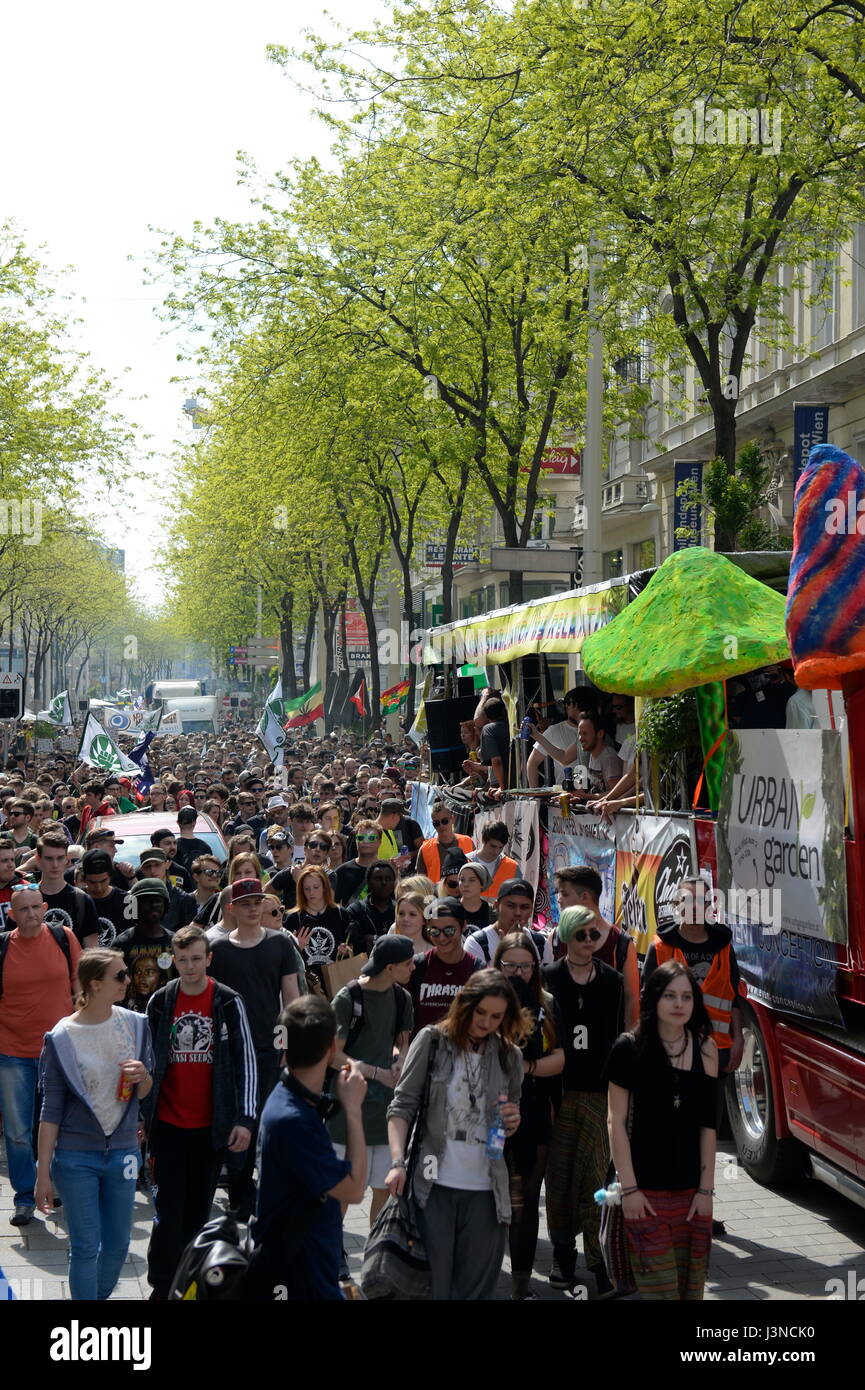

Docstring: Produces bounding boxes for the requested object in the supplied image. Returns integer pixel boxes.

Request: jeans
[0,1054,39,1207]
[52,1147,140,1300]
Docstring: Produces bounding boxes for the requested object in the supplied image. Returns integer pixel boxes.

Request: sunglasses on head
[426,924,459,939]
[573,928,602,942]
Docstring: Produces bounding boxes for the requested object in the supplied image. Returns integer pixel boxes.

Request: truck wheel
[726,1004,806,1186]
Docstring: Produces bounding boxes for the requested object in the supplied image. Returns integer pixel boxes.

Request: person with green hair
[542,905,625,1299]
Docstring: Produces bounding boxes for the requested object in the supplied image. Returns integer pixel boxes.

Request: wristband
[391,1158,406,1170]
[697,1187,715,1196]
[372,1066,378,1081]
[621,1186,639,1196]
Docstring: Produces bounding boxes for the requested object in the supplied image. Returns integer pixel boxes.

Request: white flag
[77,713,141,775]
[39,690,73,726]
[256,677,285,767]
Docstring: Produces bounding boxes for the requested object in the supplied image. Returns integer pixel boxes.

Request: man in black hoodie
[144,924,257,1300]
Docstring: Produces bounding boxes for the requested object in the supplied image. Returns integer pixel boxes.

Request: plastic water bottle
[593,1181,622,1207]
[485,1094,508,1159]
[519,716,532,742]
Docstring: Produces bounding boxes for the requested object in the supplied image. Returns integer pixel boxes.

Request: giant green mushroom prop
[581,547,789,697]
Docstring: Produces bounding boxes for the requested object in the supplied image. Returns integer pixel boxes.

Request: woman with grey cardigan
[36,949,154,1301]
[385,968,527,1300]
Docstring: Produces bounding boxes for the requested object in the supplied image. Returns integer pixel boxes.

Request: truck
[144,679,220,735]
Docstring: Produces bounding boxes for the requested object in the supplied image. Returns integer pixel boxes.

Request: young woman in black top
[493,932,564,1300]
[606,960,718,1300]
[457,862,493,930]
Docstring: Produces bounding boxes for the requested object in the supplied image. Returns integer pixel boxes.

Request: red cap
[230,877,265,903]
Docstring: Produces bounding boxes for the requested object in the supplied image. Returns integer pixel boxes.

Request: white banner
[474,800,540,891]
[716,729,847,944]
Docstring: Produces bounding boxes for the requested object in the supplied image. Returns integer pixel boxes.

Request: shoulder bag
[360,1031,440,1301]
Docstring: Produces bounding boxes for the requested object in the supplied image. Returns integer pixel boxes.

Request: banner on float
[545,811,617,928]
[714,729,845,1023]
[423,583,626,667]
[793,403,829,489]
[409,781,437,840]
[474,800,540,892]
[614,815,696,956]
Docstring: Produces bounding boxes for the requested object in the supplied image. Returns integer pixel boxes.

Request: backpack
[0,922,74,1000]
[345,978,409,1054]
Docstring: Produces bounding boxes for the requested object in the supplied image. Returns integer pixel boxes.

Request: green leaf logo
[801,791,816,820]
[91,735,117,770]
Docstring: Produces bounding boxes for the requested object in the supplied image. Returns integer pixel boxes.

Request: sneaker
[10,1205,34,1227]
[548,1254,576,1290]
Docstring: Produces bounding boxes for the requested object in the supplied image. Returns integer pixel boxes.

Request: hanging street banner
[614,814,696,956]
[101,705,164,734]
[545,810,617,929]
[423,581,627,667]
[257,678,286,766]
[673,460,704,549]
[715,728,845,1024]
[77,714,141,775]
[793,403,830,488]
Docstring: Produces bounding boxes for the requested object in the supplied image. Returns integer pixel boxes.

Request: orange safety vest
[652,939,742,1050]
[419,834,475,882]
[480,854,520,901]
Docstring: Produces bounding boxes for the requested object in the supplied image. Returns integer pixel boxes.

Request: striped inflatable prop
[786,443,865,690]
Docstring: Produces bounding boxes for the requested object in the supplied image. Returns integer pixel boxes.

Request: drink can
[117,1066,134,1103]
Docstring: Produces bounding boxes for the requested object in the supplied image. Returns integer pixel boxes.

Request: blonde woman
[390,890,430,952]
[36,949,153,1300]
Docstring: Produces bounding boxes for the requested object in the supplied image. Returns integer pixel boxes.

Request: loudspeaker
[425,696,478,774]
[456,677,476,698]
[78,700,89,712]
[230,697,239,708]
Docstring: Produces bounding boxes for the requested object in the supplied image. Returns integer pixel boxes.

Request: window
[854,225,865,330]
[499,582,509,607]
[523,581,568,602]
[811,259,835,349]
[603,549,624,580]
[530,495,557,540]
[634,538,656,570]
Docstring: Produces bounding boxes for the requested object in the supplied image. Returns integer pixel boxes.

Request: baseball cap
[81,850,114,876]
[364,934,415,977]
[426,895,467,922]
[267,795,286,809]
[86,827,124,845]
[230,877,265,903]
[268,832,291,847]
[130,877,170,903]
[497,877,534,902]
[139,847,168,866]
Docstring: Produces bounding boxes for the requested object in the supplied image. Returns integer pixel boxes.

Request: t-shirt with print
[435,1052,492,1191]
[587,745,623,795]
[409,949,478,1035]
[41,885,99,947]
[329,984,414,1146]
[282,906,350,990]
[208,929,298,1052]
[114,925,177,1014]
[62,1006,137,1135]
[156,978,215,1129]
[0,926,81,1057]
[88,887,130,948]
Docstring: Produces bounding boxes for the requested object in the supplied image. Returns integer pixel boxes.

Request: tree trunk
[279,593,296,697]
[712,394,739,550]
[441,503,462,627]
[302,604,317,689]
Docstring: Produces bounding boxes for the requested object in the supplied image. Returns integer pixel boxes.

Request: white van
[146,680,220,735]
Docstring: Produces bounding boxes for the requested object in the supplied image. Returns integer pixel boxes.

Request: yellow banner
[423,583,626,667]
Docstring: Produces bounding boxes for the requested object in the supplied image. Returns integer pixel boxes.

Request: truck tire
[726,1003,806,1186]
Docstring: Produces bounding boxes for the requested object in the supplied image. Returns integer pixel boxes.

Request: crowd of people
[0,712,744,1302]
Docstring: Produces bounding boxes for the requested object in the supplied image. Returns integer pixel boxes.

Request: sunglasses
[196,868,220,878]
[262,907,283,919]
[114,969,129,982]
[573,928,602,942]
[432,819,451,828]
[426,925,459,939]
[307,841,329,851]
[357,833,379,843]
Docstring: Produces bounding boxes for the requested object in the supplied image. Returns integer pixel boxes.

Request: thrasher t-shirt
[410,949,478,1034]
[156,979,215,1129]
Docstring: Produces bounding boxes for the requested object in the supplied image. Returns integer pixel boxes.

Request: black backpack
[0,923,74,999]
[344,978,410,1053]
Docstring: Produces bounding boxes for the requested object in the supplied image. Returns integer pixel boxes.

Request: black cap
[364,934,416,977]
[81,850,113,876]
[497,876,534,902]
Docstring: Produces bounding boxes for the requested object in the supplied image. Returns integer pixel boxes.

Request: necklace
[567,959,595,1006]
[464,1046,484,1110]
[663,1032,689,1108]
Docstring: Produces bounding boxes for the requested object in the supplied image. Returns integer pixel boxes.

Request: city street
[3,1138,863,1303]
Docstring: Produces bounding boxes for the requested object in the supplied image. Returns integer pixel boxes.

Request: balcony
[602,476,651,510]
